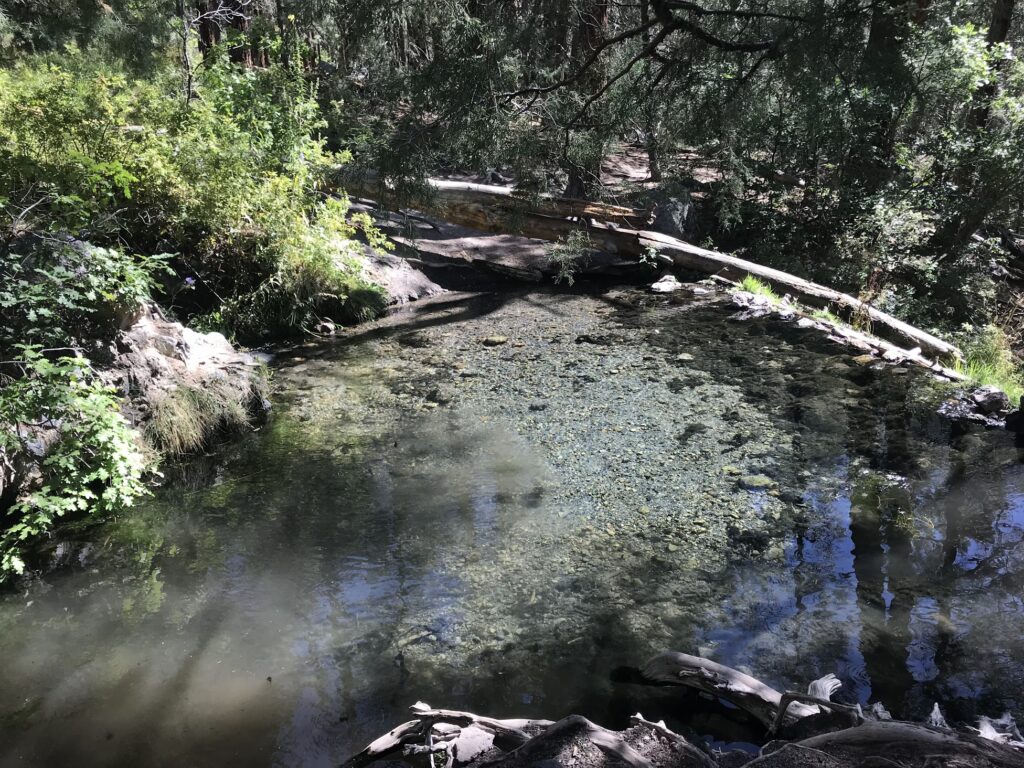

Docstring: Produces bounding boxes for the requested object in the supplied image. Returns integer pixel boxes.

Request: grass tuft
[811,307,843,325]
[738,274,780,302]
[953,324,1024,404]
[146,378,254,456]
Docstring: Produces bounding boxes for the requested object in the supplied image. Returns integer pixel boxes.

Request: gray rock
[356,249,445,305]
[972,385,1011,415]
[739,474,775,491]
[652,193,697,240]
[650,274,684,293]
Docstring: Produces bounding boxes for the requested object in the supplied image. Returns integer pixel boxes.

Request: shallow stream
[3,287,1024,767]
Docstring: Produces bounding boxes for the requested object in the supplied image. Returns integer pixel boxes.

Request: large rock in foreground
[107,304,269,454]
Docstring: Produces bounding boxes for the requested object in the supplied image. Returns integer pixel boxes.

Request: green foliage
[953,324,1024,403]
[545,230,593,286]
[737,274,780,303]
[0,53,389,341]
[0,349,149,577]
[0,242,170,348]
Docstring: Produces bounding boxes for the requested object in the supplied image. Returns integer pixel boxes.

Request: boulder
[356,248,445,305]
[972,385,1011,415]
[108,303,269,436]
[652,192,698,241]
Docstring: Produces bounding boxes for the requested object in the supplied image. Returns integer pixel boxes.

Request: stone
[482,335,509,346]
[650,274,684,293]
[354,247,444,305]
[738,474,775,491]
[972,385,1011,415]
[652,193,697,240]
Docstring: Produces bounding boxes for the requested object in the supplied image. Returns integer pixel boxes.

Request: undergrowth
[953,325,1024,404]
[737,274,780,302]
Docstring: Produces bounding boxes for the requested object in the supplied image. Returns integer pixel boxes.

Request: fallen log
[338,174,961,361]
[748,721,1024,768]
[343,703,1024,768]
[344,704,715,768]
[344,175,655,230]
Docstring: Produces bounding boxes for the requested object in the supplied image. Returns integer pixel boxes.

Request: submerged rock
[939,386,1016,430]
[738,474,775,491]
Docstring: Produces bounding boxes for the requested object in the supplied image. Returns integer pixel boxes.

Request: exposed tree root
[341,653,1024,768]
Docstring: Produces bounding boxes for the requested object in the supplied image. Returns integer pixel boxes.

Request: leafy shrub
[0,242,169,348]
[545,230,593,286]
[0,349,149,576]
[0,53,388,340]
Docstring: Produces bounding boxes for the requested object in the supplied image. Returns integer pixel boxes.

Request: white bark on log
[639,232,961,361]
[342,719,423,768]
[409,702,553,750]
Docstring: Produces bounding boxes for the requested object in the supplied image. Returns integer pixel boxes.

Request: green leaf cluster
[0,349,149,576]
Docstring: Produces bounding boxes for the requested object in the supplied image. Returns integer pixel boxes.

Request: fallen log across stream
[341,652,1024,768]
[339,174,961,362]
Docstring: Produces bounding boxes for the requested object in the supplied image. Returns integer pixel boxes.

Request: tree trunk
[195,1,221,56]
[275,0,290,67]
[845,0,913,197]
[542,0,571,67]
[640,0,662,182]
[176,0,196,102]
[563,0,610,199]
[227,1,254,67]
[933,0,1016,250]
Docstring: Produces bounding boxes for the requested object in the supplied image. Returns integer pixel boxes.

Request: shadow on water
[608,294,1024,723]
[3,287,1024,766]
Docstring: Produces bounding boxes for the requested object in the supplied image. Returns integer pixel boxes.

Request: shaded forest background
[4,0,1024,331]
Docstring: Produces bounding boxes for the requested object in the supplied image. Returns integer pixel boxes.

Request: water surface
[3,288,1024,766]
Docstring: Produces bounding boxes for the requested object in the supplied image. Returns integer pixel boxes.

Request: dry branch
[640,651,824,729]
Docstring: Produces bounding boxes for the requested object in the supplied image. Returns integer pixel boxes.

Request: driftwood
[339,173,961,361]
[342,653,1024,768]
[343,702,716,768]
[747,721,1024,768]
[640,651,831,730]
